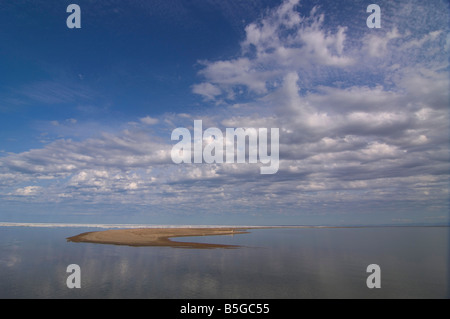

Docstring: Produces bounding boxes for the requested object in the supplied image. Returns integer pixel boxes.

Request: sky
[0,0,448,226]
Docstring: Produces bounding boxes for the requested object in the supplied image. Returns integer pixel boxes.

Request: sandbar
[66,227,251,249]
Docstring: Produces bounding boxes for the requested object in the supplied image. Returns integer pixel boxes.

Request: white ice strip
[0,222,273,229]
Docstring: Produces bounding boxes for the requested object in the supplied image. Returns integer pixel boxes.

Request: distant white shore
[0,222,292,229]
[1,222,446,229]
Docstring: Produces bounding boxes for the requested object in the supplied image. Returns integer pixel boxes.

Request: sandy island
[67,225,427,248]
[66,227,252,249]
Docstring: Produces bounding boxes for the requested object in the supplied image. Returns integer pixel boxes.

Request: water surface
[0,226,448,298]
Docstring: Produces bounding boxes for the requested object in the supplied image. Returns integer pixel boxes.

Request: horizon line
[0,222,448,229]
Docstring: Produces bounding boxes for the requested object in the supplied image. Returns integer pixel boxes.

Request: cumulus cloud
[140,116,159,125]
[191,83,222,101]
[193,0,355,101]
[1,130,171,176]
[363,27,401,58]
[12,186,42,196]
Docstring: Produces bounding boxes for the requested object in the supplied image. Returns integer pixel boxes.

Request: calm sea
[0,225,448,298]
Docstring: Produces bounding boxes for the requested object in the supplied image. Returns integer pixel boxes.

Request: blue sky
[0,0,449,225]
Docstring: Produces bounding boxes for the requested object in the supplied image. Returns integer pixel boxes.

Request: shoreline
[66,227,254,249]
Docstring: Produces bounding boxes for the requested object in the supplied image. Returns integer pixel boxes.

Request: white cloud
[194,1,354,101]
[140,116,159,125]
[401,30,442,49]
[363,27,401,58]
[191,82,222,101]
[13,186,41,196]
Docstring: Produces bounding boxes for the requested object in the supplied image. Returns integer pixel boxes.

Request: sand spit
[66,227,251,249]
[67,225,425,249]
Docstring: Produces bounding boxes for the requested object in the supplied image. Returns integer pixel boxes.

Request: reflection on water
[0,226,448,298]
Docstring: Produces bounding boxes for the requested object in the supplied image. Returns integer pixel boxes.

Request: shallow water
[0,226,448,298]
